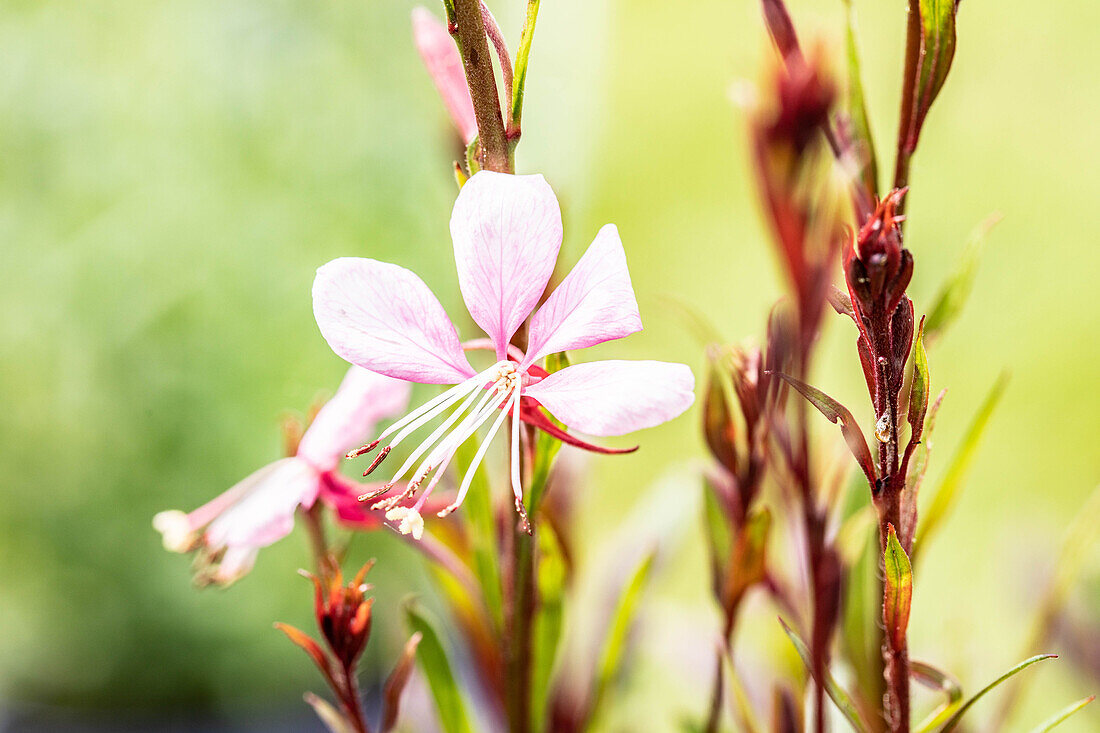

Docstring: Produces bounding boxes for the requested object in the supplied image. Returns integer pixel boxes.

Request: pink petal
[205,458,321,549]
[449,172,563,359]
[524,224,642,365]
[412,7,477,144]
[524,360,695,436]
[313,257,476,385]
[297,367,412,472]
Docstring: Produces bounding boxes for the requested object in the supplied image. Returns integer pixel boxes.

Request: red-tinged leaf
[883,524,913,651]
[381,632,422,732]
[275,623,334,682]
[911,0,957,148]
[773,372,877,487]
[519,396,637,455]
[303,692,356,733]
[703,357,740,475]
[760,0,801,62]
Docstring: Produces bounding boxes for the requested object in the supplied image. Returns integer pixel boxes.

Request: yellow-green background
[1,0,1096,729]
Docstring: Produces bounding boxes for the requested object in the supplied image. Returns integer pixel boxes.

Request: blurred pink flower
[412,6,478,145]
[312,171,695,536]
[153,367,411,585]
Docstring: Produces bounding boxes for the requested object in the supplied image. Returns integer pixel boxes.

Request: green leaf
[913,0,957,134]
[914,372,1008,559]
[778,617,871,732]
[589,550,657,728]
[509,0,541,131]
[773,372,877,488]
[404,602,475,733]
[883,524,913,650]
[925,214,1001,342]
[939,655,1058,732]
[911,660,963,732]
[906,317,929,446]
[531,524,567,733]
[841,0,878,196]
[1028,695,1096,732]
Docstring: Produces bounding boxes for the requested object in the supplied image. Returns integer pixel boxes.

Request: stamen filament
[373,382,506,511]
[440,386,514,517]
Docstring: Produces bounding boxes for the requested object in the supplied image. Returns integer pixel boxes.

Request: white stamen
[440,385,514,517]
[372,383,505,511]
[509,386,522,501]
[369,364,500,449]
[383,383,486,489]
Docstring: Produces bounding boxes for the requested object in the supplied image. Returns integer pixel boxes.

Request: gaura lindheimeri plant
[312,170,695,538]
[153,367,410,585]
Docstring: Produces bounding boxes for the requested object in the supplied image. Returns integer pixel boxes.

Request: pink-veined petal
[449,171,563,359]
[313,257,475,385]
[524,360,695,436]
[524,224,642,365]
[412,7,477,144]
[205,458,320,549]
[297,367,412,471]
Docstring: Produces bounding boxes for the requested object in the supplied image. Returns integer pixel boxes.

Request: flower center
[348,360,531,537]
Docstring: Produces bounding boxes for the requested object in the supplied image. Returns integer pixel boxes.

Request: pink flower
[312,171,696,537]
[412,6,478,145]
[153,367,411,585]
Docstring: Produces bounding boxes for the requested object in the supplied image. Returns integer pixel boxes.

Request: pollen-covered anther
[385,506,424,540]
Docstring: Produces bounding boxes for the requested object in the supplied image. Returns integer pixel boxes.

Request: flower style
[312,171,696,538]
[153,367,411,585]
[412,6,478,145]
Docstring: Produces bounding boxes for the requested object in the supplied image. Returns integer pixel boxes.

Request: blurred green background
[1,0,1097,730]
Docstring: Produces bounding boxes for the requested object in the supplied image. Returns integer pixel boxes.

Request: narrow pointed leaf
[404,603,475,733]
[911,660,963,732]
[778,617,870,732]
[902,0,958,152]
[760,0,801,62]
[304,692,356,733]
[925,214,1001,342]
[381,632,423,732]
[773,372,876,487]
[1028,695,1096,733]
[907,318,929,442]
[589,550,657,727]
[841,0,878,196]
[275,623,335,683]
[509,0,541,129]
[883,524,913,650]
[914,372,1008,559]
[939,655,1058,732]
